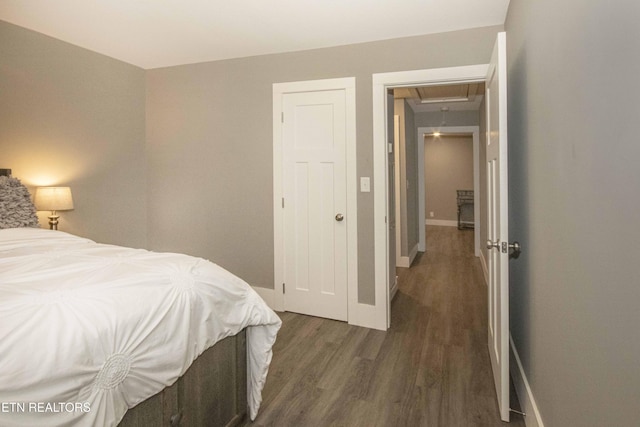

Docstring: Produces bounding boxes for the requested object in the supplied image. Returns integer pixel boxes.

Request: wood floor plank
[355,328,387,361]
[246,226,525,427]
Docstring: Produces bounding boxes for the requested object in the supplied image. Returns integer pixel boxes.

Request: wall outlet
[429,211,435,217]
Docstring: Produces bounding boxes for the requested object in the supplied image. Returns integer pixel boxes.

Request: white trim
[418,126,481,257]
[397,257,410,268]
[417,125,426,252]
[425,219,458,227]
[273,77,358,324]
[473,127,480,257]
[396,243,419,268]
[510,334,545,427]
[373,65,488,330]
[349,302,379,329]
[394,115,402,268]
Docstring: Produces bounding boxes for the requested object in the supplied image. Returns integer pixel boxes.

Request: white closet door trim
[273,77,358,323]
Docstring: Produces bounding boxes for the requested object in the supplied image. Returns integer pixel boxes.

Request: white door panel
[486,31,510,422]
[282,90,348,321]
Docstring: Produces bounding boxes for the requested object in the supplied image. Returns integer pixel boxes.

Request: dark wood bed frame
[1,168,248,427]
[119,330,247,427]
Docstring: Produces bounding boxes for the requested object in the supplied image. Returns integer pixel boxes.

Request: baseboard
[481,249,542,425]
[254,286,386,330]
[390,275,399,301]
[425,219,458,227]
[397,256,410,268]
[397,243,419,268]
[479,250,489,285]
[510,334,545,427]
[252,286,282,311]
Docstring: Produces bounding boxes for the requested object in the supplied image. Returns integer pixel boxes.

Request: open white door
[485,31,510,422]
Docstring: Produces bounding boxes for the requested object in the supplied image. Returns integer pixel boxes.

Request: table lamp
[34,187,74,230]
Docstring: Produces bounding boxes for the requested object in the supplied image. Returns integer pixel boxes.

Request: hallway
[248,226,524,426]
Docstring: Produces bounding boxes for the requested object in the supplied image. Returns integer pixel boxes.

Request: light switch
[360,177,370,192]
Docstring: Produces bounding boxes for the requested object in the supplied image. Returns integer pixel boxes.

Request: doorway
[372,64,489,329]
[392,85,482,259]
[417,126,481,257]
[372,32,511,421]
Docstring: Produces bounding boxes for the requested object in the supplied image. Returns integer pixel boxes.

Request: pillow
[0,176,40,229]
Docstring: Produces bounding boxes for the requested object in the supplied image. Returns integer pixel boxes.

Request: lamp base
[47,211,59,230]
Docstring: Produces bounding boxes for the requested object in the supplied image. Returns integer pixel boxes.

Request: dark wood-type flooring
[246,226,524,426]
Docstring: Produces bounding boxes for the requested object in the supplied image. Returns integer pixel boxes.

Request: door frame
[393,114,402,268]
[272,77,359,323]
[418,126,481,256]
[372,64,489,329]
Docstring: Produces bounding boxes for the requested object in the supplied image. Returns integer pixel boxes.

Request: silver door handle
[335,213,344,222]
[506,241,521,259]
[488,240,522,258]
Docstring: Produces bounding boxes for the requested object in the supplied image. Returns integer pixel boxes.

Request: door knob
[506,241,521,259]
[488,240,522,258]
[335,213,344,222]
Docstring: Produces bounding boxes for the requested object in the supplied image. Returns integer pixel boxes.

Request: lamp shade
[34,187,74,211]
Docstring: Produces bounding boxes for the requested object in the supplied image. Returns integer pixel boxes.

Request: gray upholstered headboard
[0,169,11,177]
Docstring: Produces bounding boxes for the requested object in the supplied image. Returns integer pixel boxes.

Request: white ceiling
[0,0,510,69]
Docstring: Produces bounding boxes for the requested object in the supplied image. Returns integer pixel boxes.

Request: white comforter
[0,228,281,427]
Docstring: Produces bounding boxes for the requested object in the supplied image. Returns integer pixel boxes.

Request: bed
[0,171,281,427]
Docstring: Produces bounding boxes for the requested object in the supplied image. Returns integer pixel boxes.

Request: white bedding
[0,228,281,426]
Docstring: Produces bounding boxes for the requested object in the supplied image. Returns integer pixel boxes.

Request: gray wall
[415,110,479,128]
[506,1,640,425]
[0,18,501,306]
[424,135,474,222]
[0,20,147,248]
[146,26,502,303]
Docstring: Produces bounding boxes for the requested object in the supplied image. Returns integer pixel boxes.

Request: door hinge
[282,197,285,208]
[283,283,285,294]
[281,112,284,123]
